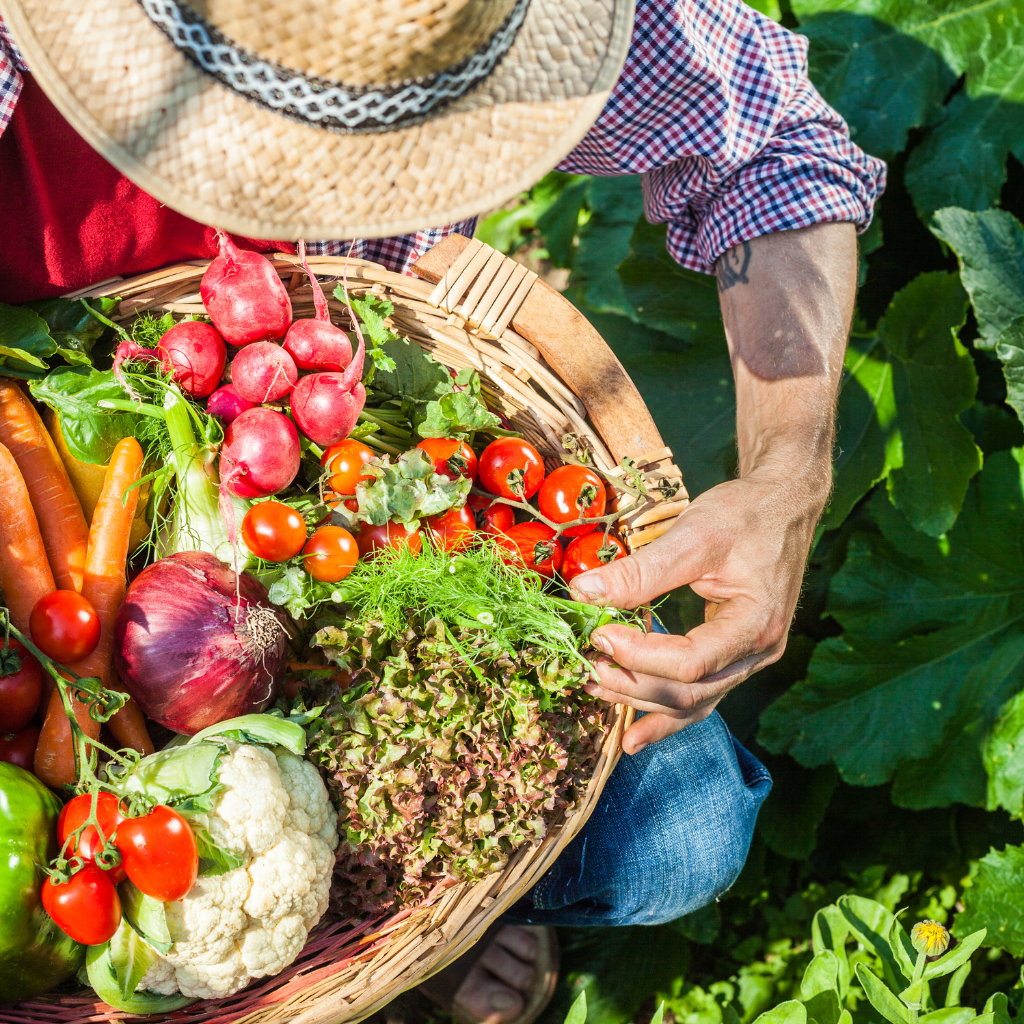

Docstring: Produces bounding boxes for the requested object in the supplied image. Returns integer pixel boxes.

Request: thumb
[569,512,720,609]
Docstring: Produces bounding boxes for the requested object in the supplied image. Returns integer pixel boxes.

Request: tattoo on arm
[717,241,752,292]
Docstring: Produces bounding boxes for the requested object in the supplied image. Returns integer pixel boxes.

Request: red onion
[113,552,289,734]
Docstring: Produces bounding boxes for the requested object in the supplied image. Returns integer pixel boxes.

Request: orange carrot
[0,442,56,634]
[0,379,90,592]
[108,677,154,756]
[35,437,143,788]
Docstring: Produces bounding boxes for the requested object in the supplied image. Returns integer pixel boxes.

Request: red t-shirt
[0,75,292,304]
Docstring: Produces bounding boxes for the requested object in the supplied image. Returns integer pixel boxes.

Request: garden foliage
[475,0,1024,1018]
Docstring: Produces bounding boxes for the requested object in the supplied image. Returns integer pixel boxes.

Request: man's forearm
[716,222,858,510]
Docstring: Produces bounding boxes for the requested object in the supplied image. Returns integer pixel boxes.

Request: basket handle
[412,234,666,465]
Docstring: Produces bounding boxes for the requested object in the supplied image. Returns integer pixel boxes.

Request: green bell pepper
[0,762,84,1003]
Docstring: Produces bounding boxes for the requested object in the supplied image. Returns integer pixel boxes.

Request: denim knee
[505,712,770,928]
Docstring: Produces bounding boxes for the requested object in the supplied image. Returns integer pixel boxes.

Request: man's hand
[571,221,859,754]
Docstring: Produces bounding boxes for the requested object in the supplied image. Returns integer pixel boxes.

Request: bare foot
[451,926,540,1024]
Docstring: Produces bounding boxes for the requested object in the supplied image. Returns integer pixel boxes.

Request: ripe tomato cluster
[239,434,629,586]
[42,793,199,946]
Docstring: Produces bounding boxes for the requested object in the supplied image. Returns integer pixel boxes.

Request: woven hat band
[137,0,532,133]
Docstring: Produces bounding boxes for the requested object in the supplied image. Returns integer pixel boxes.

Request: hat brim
[0,0,634,240]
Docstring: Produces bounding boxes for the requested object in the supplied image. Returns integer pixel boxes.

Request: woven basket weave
[0,238,688,1024]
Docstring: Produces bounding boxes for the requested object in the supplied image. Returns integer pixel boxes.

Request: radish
[219,408,301,499]
[289,332,366,446]
[207,384,253,424]
[229,342,298,403]
[282,241,353,371]
[156,321,226,397]
[200,232,293,347]
[112,320,226,398]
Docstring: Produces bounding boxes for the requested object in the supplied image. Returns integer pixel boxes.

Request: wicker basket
[0,236,689,1024]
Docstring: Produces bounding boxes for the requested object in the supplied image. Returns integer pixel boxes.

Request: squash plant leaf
[822,272,981,536]
[760,450,1024,805]
[955,845,1024,957]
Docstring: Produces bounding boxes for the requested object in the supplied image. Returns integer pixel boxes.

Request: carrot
[35,437,144,788]
[107,677,154,756]
[0,442,56,633]
[0,379,89,592]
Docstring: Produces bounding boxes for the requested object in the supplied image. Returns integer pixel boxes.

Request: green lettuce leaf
[759,450,1024,807]
[31,368,149,464]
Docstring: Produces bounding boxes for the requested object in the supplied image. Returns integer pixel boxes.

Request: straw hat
[0,0,634,240]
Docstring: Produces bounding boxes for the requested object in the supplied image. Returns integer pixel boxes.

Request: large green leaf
[996,318,1024,429]
[0,302,57,371]
[931,208,1024,349]
[800,12,955,160]
[955,845,1024,956]
[877,271,980,536]
[571,176,646,316]
[794,0,1024,215]
[983,688,1024,817]
[757,757,840,859]
[759,451,1024,803]
[822,272,981,536]
[617,219,727,346]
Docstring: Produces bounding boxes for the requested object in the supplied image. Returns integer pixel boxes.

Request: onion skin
[113,552,288,734]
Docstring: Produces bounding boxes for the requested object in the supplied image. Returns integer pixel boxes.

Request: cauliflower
[137,743,338,1000]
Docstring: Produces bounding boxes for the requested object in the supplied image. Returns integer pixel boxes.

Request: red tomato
[58,792,127,883]
[537,465,607,538]
[302,525,359,582]
[29,591,100,664]
[416,438,479,483]
[115,805,199,903]
[496,522,564,579]
[0,639,42,732]
[467,493,516,535]
[477,438,544,500]
[425,506,476,552]
[0,726,40,772]
[241,501,308,562]
[321,439,375,495]
[562,532,627,585]
[356,521,423,558]
[42,864,122,945]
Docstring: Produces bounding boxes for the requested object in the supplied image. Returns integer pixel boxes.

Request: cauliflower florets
[138,743,339,1000]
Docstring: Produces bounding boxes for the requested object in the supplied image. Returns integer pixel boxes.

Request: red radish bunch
[230,342,298,403]
[200,232,292,346]
[206,384,253,424]
[283,241,353,371]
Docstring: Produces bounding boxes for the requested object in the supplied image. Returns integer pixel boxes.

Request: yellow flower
[911,920,950,956]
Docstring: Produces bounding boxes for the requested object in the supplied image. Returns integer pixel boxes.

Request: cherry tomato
[302,525,359,582]
[241,500,308,562]
[42,864,122,945]
[356,521,423,558]
[0,638,42,732]
[29,591,100,664]
[537,465,607,538]
[115,805,199,902]
[477,438,544,500]
[58,792,127,883]
[416,438,479,483]
[425,506,476,552]
[0,725,40,771]
[496,522,564,579]
[467,493,515,535]
[321,439,375,495]
[562,532,627,585]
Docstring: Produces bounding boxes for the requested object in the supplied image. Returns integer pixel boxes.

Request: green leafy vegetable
[417,366,500,438]
[119,880,173,955]
[85,940,192,1013]
[26,296,120,366]
[0,303,58,373]
[351,448,471,526]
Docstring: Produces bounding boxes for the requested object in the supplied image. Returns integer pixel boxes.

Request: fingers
[622,712,706,755]
[569,509,722,609]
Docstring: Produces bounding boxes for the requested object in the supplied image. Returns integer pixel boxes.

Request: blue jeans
[505,622,771,928]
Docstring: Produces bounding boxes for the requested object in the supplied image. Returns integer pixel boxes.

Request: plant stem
[98,398,168,418]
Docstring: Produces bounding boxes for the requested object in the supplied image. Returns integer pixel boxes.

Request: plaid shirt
[0,0,884,276]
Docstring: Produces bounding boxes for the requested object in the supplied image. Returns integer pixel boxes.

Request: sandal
[419,924,559,1024]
